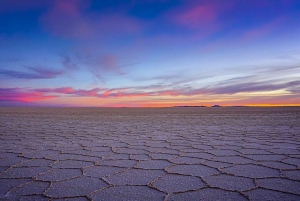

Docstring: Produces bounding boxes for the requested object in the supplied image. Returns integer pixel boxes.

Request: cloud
[73,52,125,78]
[0,58,23,63]
[88,55,124,77]
[35,87,103,97]
[175,4,217,29]
[25,79,300,99]
[168,1,234,30]
[0,67,63,79]
[0,88,56,102]
[62,55,78,70]
[40,0,93,38]
[40,0,141,39]
[240,16,285,42]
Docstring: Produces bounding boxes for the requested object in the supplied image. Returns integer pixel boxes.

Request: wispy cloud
[62,55,78,70]
[1,75,299,106]
[240,16,285,42]
[204,80,300,95]
[0,67,63,79]
[174,4,218,29]
[0,58,23,63]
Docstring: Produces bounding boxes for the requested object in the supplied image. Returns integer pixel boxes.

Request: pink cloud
[169,1,234,30]
[176,4,217,28]
[0,88,56,103]
[40,0,140,39]
[80,54,124,78]
[241,16,285,42]
[40,0,93,38]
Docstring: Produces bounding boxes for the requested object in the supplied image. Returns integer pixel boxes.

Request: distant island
[174,106,207,108]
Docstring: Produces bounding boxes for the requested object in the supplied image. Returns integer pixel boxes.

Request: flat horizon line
[1,105,300,108]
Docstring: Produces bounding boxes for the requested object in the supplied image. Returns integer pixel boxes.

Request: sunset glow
[0,0,299,107]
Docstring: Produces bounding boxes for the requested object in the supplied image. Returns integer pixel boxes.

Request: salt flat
[0,107,300,201]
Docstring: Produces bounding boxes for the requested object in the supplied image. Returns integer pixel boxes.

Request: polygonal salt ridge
[44,176,109,198]
[105,142,128,147]
[20,195,50,200]
[168,156,204,165]
[150,173,206,193]
[0,167,52,179]
[35,168,83,182]
[127,145,150,151]
[130,154,151,160]
[257,178,300,195]
[103,153,131,160]
[0,156,28,167]
[7,181,50,197]
[243,154,287,161]
[13,159,56,167]
[135,159,173,170]
[166,164,220,177]
[282,170,300,181]
[60,149,92,156]
[202,173,256,192]
[220,164,281,179]
[63,155,101,162]
[282,158,300,167]
[255,161,297,170]
[83,146,112,152]
[165,143,192,151]
[96,159,138,168]
[0,152,19,159]
[167,187,248,201]
[212,155,255,165]
[177,148,202,153]
[0,178,32,197]
[51,160,94,169]
[237,148,272,155]
[244,188,300,201]
[112,147,148,155]
[201,160,233,169]
[205,149,240,156]
[152,148,180,155]
[148,153,178,160]
[81,151,113,158]
[90,185,166,201]
[212,144,243,150]
[104,168,166,186]
[146,142,170,148]
[268,148,300,155]
[83,165,126,178]
[20,150,61,159]
[50,196,90,201]
[179,152,215,160]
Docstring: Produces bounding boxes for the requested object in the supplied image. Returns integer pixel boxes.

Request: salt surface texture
[0,107,299,200]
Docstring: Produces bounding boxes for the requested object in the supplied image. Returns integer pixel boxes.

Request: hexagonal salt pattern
[0,107,299,200]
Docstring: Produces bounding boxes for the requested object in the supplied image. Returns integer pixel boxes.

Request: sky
[0,0,300,107]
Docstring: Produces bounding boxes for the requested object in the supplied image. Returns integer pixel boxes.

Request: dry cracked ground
[0,107,300,201]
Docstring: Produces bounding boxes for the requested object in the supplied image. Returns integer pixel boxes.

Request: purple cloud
[40,0,141,39]
[0,67,63,79]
